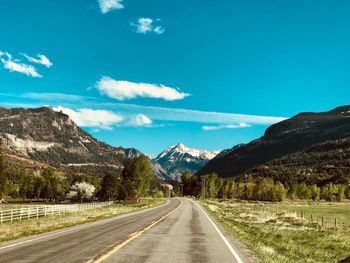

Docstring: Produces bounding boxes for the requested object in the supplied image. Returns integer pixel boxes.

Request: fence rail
[248,205,348,229]
[0,201,113,224]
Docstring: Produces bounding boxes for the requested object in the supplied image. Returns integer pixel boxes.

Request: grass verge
[0,198,165,243]
[198,199,350,263]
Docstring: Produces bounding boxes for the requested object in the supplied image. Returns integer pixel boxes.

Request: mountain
[197,105,350,178]
[0,107,127,169]
[0,106,169,179]
[244,137,350,185]
[124,148,143,159]
[145,153,156,160]
[155,143,220,181]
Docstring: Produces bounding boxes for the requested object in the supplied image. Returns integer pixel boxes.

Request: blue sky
[0,0,349,155]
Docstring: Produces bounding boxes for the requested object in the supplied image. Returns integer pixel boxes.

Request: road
[0,198,249,263]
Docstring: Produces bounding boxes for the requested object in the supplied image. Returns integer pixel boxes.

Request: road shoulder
[194,199,257,263]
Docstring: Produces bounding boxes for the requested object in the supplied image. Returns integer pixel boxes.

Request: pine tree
[98,172,120,201]
[181,171,194,196]
[121,156,152,200]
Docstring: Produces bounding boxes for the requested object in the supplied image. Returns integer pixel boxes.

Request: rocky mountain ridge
[154,143,220,181]
[0,107,127,168]
[0,107,173,181]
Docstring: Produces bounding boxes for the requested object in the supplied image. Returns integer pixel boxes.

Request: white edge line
[191,199,244,263]
[0,199,170,251]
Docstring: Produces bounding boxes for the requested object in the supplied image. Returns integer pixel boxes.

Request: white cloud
[129,114,153,127]
[135,18,153,33]
[98,0,124,14]
[154,26,165,34]
[53,106,124,130]
[131,18,165,34]
[22,53,53,68]
[202,123,251,131]
[0,52,42,78]
[11,92,287,129]
[24,92,85,102]
[96,76,190,101]
[97,102,286,126]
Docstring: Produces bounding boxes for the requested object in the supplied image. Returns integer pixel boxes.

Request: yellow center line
[128,231,139,238]
[86,199,183,263]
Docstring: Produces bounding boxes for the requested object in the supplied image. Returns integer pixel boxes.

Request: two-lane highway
[0,199,249,263]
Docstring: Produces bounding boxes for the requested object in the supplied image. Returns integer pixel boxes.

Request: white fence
[0,201,113,224]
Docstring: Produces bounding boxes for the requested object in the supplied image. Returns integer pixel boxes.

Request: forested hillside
[198,105,350,179]
[245,137,350,185]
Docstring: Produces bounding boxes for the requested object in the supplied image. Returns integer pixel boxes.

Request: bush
[67,181,95,202]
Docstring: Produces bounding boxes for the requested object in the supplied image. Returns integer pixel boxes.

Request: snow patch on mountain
[156,143,219,161]
[145,153,155,160]
[154,143,221,181]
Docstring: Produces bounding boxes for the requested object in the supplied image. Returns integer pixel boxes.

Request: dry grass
[199,199,350,263]
[0,198,165,243]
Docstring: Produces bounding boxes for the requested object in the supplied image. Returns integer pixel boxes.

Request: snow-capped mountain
[145,153,156,160]
[155,143,220,181]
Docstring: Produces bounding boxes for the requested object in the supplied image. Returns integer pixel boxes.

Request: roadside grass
[248,201,350,228]
[199,199,350,263]
[0,198,165,243]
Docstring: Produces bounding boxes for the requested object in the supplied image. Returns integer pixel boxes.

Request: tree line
[181,172,350,202]
[0,149,154,203]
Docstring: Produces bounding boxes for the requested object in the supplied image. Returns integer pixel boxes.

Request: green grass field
[199,199,350,263]
[0,198,165,243]
[250,201,350,228]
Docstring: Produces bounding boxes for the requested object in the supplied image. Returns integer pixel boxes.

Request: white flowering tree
[67,181,95,202]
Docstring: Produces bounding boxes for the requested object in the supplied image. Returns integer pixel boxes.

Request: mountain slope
[245,137,350,185]
[0,106,171,180]
[197,105,350,178]
[0,107,126,169]
[155,143,220,181]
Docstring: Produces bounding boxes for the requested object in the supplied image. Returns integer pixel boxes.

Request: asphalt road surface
[0,198,249,263]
